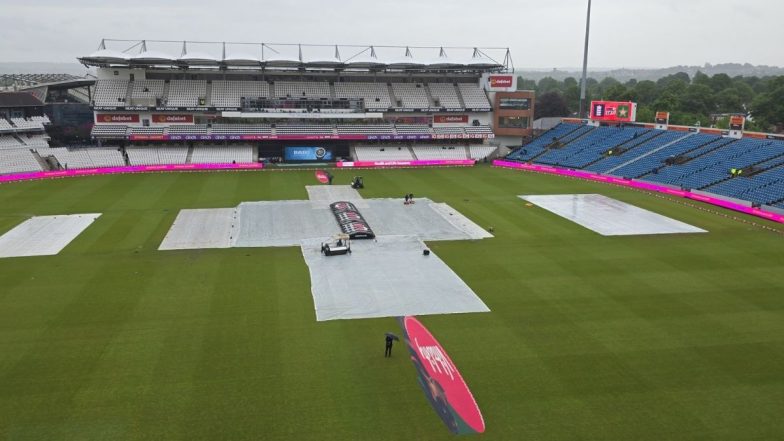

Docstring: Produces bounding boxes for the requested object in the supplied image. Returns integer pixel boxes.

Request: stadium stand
[276,124,333,135]
[0,148,42,174]
[168,124,209,135]
[457,83,491,108]
[126,146,188,166]
[646,137,784,189]
[167,80,206,107]
[391,83,430,108]
[354,145,415,161]
[211,124,272,135]
[91,125,128,138]
[336,124,395,135]
[469,145,496,160]
[129,80,165,106]
[395,124,431,135]
[0,136,25,149]
[412,145,468,160]
[334,82,392,110]
[39,147,125,169]
[211,81,270,107]
[507,122,784,207]
[428,83,462,108]
[93,79,129,106]
[274,81,331,99]
[190,145,254,164]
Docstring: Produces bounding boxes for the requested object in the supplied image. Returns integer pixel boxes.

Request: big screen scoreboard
[590,101,638,123]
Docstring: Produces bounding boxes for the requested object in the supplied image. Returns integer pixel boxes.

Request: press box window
[499,98,530,110]
[498,116,529,129]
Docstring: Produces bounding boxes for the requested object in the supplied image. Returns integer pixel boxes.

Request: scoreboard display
[590,101,637,122]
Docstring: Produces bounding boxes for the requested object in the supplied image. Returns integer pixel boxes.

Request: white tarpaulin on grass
[159,208,237,250]
[306,185,368,208]
[233,201,336,247]
[520,194,707,236]
[0,214,101,258]
[301,235,490,321]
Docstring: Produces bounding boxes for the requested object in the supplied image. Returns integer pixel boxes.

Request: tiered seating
[433,127,465,135]
[457,83,490,109]
[0,148,42,174]
[507,123,583,162]
[334,82,392,110]
[464,125,493,135]
[211,124,272,134]
[336,124,394,135]
[536,126,649,168]
[586,130,688,173]
[10,117,46,130]
[91,125,128,138]
[707,166,784,205]
[428,83,462,108]
[395,125,431,135]
[167,125,208,135]
[612,134,726,178]
[126,147,188,166]
[0,136,24,149]
[517,123,784,206]
[93,79,129,106]
[190,145,254,164]
[128,127,165,135]
[166,80,206,107]
[469,145,496,160]
[0,119,14,132]
[39,147,125,169]
[19,134,50,148]
[274,81,331,99]
[129,80,165,105]
[275,124,333,135]
[412,145,468,160]
[354,145,414,161]
[649,138,784,189]
[391,83,430,108]
[211,81,270,107]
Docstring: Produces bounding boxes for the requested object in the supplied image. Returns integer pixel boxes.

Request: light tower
[579,0,592,119]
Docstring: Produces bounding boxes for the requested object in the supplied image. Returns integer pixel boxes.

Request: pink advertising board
[337,159,475,168]
[0,163,263,184]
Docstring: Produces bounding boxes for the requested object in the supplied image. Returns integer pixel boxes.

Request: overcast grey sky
[1,0,782,68]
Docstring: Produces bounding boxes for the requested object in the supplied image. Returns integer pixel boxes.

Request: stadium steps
[185,145,195,164]
[687,137,738,161]
[464,145,472,160]
[205,81,213,106]
[67,88,91,104]
[123,81,133,104]
[32,149,55,171]
[387,84,399,107]
[162,81,171,105]
[606,132,694,175]
[454,83,467,109]
[329,83,336,100]
[410,146,418,160]
[253,146,259,163]
[423,84,437,108]
[268,83,276,103]
[580,131,661,169]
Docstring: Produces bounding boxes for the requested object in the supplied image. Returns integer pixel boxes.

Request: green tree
[634,80,658,106]
[535,91,571,119]
[750,77,784,131]
[537,77,561,94]
[681,84,715,115]
[715,89,743,113]
[517,77,537,91]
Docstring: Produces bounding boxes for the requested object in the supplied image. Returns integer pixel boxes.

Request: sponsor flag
[399,316,485,435]
[315,170,330,184]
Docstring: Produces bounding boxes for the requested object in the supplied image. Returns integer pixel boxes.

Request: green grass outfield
[1,165,783,440]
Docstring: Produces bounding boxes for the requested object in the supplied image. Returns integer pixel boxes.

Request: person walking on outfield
[385,334,394,357]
